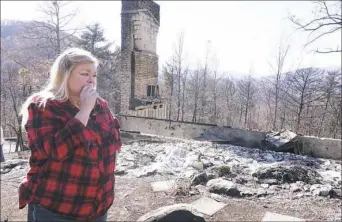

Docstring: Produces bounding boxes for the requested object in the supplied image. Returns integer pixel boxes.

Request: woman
[19,48,121,221]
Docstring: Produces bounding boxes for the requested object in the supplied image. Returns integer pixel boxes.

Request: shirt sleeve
[111,116,122,151]
[103,103,122,151]
[25,102,97,161]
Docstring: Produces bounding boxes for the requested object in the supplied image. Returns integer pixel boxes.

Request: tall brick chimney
[120,0,161,113]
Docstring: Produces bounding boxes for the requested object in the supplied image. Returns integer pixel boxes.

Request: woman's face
[67,62,97,97]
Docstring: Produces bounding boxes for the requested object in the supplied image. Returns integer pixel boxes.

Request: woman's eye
[81,73,88,76]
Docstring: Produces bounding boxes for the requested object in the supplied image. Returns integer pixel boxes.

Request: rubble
[251,165,322,184]
[0,159,28,174]
[108,137,342,201]
[329,189,342,199]
[206,178,241,197]
[207,165,231,177]
[2,134,341,220]
[263,130,298,152]
[190,172,208,187]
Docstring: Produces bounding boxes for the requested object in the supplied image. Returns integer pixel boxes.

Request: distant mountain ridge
[1,20,27,38]
[1,19,79,59]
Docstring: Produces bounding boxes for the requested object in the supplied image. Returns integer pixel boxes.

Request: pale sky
[1,1,341,77]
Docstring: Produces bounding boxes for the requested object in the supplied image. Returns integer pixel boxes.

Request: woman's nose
[87,75,95,83]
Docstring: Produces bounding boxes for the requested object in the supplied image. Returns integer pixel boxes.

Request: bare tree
[159,31,340,138]
[267,42,290,130]
[281,68,325,133]
[258,78,273,129]
[221,75,236,126]
[1,63,27,151]
[180,67,189,121]
[209,54,221,124]
[198,41,211,123]
[163,32,188,121]
[1,21,51,149]
[237,73,258,129]
[162,61,175,120]
[328,87,342,138]
[189,66,201,123]
[289,1,342,53]
[318,69,341,136]
[173,32,188,121]
[20,1,79,59]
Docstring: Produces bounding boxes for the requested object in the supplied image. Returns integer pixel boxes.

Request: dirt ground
[1,151,341,222]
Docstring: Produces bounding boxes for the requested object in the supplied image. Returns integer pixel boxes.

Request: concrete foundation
[296,136,341,160]
[120,115,266,149]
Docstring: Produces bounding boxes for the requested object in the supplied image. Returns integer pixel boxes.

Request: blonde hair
[20,47,99,127]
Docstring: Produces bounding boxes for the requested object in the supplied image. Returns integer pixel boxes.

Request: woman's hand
[75,86,98,126]
[79,86,98,114]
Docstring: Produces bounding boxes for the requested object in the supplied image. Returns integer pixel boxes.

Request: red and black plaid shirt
[19,97,121,220]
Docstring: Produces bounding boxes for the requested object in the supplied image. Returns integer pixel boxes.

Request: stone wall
[119,115,342,160]
[131,11,159,53]
[134,51,159,98]
[122,0,160,23]
[296,136,341,160]
[120,115,266,149]
[120,50,132,112]
[121,4,134,112]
